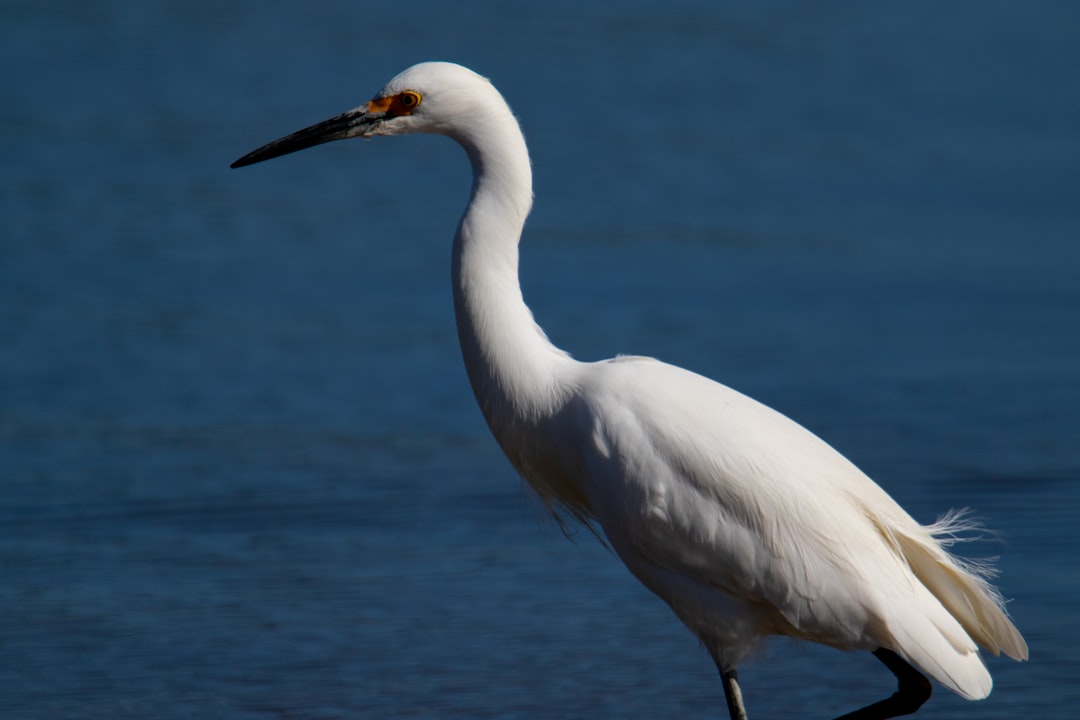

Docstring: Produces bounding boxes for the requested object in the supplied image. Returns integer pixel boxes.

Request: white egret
[232,61,1027,719]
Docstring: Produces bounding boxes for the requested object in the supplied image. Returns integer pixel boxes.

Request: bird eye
[398,91,421,109]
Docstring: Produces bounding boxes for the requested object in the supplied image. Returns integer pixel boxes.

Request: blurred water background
[2,1,1078,718]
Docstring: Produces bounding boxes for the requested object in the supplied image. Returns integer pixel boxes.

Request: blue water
[2,2,1078,718]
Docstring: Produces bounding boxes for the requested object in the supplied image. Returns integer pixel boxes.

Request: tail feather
[884,593,993,700]
[866,506,1027,699]
[895,515,1028,661]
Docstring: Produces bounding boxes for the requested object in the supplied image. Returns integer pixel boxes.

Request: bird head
[230,62,497,168]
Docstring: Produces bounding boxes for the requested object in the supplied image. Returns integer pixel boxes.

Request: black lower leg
[833,648,932,720]
[709,651,749,720]
[721,667,748,720]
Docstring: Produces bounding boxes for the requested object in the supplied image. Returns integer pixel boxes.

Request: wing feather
[571,357,1025,694]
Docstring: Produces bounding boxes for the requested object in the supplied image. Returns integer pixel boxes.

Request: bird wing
[576,357,889,635]
[568,356,1025,695]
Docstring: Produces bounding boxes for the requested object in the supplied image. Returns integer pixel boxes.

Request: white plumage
[233,61,1027,719]
[576,358,1022,696]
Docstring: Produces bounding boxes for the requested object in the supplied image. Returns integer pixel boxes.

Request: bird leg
[833,648,932,720]
[709,650,749,720]
[720,667,749,720]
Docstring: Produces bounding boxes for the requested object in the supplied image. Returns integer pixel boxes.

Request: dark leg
[721,667,749,720]
[833,648,932,720]
[709,649,749,720]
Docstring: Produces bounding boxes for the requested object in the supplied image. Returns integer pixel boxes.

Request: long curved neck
[448,102,570,431]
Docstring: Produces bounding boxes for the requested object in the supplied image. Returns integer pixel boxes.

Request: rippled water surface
[3,2,1078,718]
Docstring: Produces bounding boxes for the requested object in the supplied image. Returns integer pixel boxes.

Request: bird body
[564,356,1020,696]
[232,61,1026,718]
[488,348,1023,698]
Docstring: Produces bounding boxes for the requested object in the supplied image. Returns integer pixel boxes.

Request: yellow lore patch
[367,91,422,118]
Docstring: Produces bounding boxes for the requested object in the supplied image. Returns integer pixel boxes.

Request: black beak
[230,106,381,168]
